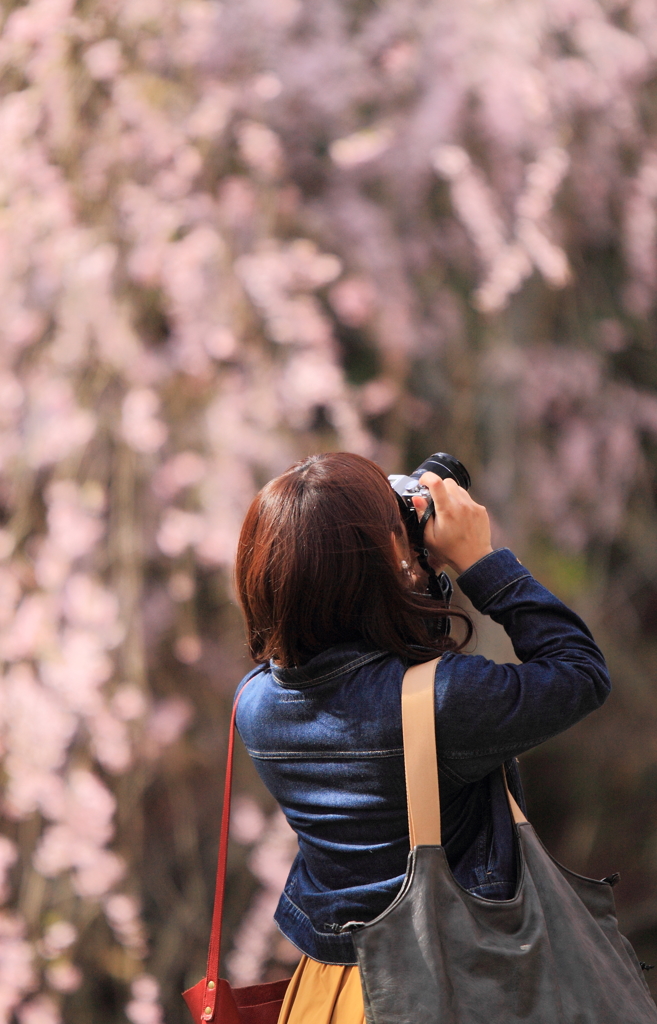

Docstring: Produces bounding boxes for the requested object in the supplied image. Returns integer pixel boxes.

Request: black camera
[388,452,471,552]
[388,453,471,616]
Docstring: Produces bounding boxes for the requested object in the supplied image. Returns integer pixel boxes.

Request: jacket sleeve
[434,547,611,783]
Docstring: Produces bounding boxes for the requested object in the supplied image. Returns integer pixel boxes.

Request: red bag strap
[200,676,255,1017]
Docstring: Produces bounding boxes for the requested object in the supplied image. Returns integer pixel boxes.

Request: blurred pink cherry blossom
[237,122,285,179]
[33,770,125,897]
[330,124,394,168]
[144,697,193,754]
[42,482,104,563]
[104,894,147,957]
[2,665,75,819]
[23,379,95,470]
[173,635,202,664]
[84,39,123,81]
[0,913,36,1024]
[227,811,298,986]
[38,922,76,960]
[152,452,206,500]
[16,996,60,1024]
[125,975,163,1024]
[45,961,82,994]
[87,709,132,773]
[110,684,148,722]
[156,509,205,558]
[122,390,168,454]
[329,276,377,328]
[231,796,267,846]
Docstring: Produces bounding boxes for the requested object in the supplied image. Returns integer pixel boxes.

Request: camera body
[388,452,471,551]
[388,453,471,626]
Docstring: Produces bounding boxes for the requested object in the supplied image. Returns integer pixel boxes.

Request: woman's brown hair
[235,452,473,667]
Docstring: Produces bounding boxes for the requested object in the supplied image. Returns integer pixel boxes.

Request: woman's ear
[391,531,409,567]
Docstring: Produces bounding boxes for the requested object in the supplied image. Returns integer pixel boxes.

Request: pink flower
[131,976,159,1002]
[110,684,147,722]
[24,379,95,470]
[40,629,113,715]
[84,39,123,81]
[45,961,82,994]
[16,996,61,1024]
[126,975,163,1024]
[227,811,298,986]
[156,509,204,557]
[152,452,206,500]
[231,797,266,846]
[173,635,202,664]
[3,665,75,818]
[237,122,284,179]
[166,572,195,603]
[72,850,125,899]
[32,769,125,895]
[144,698,193,752]
[0,374,24,426]
[328,277,377,328]
[0,594,56,662]
[0,912,35,1021]
[87,709,132,774]
[121,390,168,454]
[44,482,105,562]
[329,125,393,168]
[186,85,235,139]
[39,921,77,959]
[62,575,120,640]
[104,895,147,955]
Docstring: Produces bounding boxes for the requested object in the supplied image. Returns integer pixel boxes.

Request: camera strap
[414,541,453,636]
[417,501,435,536]
[417,556,452,605]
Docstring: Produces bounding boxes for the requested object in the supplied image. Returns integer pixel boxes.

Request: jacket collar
[271,641,388,690]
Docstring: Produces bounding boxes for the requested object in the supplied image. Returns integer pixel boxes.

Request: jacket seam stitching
[437,759,468,783]
[247,748,405,759]
[476,573,532,608]
[274,650,387,688]
[442,732,555,758]
[248,749,471,779]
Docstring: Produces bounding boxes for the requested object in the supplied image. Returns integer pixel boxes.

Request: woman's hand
[411,472,493,575]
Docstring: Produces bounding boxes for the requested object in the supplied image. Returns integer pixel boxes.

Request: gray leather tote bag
[349,658,657,1024]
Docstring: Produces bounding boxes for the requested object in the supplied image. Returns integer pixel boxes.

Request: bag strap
[200,677,255,1019]
[401,658,526,847]
[401,659,443,846]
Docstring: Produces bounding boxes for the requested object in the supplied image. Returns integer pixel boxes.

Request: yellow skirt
[277,956,365,1024]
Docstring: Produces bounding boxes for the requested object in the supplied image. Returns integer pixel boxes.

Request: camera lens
[410,452,471,492]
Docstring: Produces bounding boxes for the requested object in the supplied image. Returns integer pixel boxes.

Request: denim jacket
[235,548,611,964]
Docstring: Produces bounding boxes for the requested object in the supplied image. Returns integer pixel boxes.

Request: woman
[234,452,611,1024]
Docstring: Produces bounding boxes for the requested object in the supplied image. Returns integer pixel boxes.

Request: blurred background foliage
[2,0,657,1019]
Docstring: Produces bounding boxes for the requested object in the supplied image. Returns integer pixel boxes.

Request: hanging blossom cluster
[433,145,571,315]
[422,0,654,313]
[226,798,301,987]
[0,0,372,1018]
[215,0,657,551]
[480,344,657,549]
